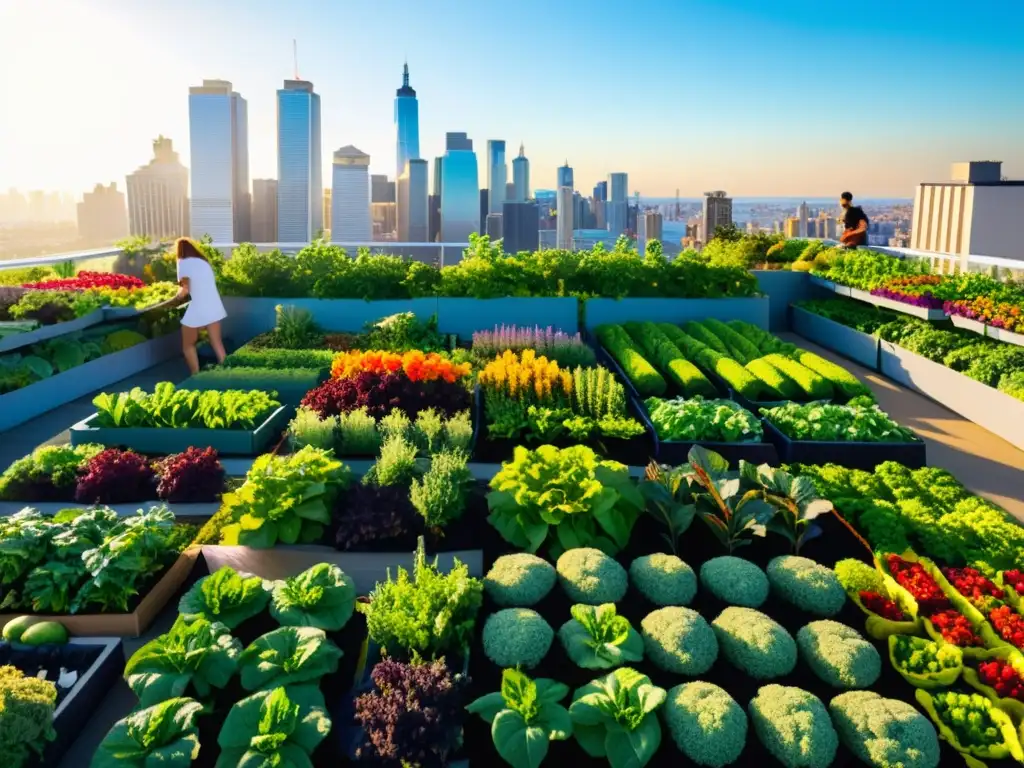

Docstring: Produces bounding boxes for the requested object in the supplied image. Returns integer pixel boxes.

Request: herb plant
[686,446,776,553]
[637,462,695,555]
[644,396,762,443]
[410,448,472,529]
[742,463,833,553]
[0,665,57,768]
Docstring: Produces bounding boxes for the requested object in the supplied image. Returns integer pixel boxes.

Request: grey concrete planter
[949,314,988,336]
[762,419,926,470]
[0,308,105,354]
[751,270,822,331]
[583,297,770,330]
[986,325,1024,348]
[791,306,880,370]
[880,341,1024,451]
[850,288,946,321]
[0,333,180,433]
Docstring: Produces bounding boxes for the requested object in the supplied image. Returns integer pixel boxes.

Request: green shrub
[287,406,338,452]
[337,408,381,455]
[663,682,747,767]
[712,607,797,679]
[682,321,730,355]
[221,347,335,369]
[410,449,471,528]
[829,691,940,768]
[641,606,717,674]
[797,620,881,689]
[595,324,666,397]
[483,553,556,607]
[363,434,419,487]
[556,548,628,604]
[761,354,833,399]
[746,358,801,399]
[749,685,838,768]
[629,554,696,606]
[482,608,554,668]
[767,556,846,617]
[699,319,761,363]
[793,350,871,399]
[700,556,768,607]
[624,321,716,397]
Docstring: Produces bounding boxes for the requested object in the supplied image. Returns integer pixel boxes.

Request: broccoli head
[482,608,554,668]
[630,553,696,606]
[797,620,881,689]
[749,684,838,768]
[767,555,846,617]
[640,606,717,675]
[829,690,940,768]
[663,681,747,767]
[699,556,768,607]
[556,548,628,605]
[712,606,797,679]
[484,553,557,607]
[834,558,885,595]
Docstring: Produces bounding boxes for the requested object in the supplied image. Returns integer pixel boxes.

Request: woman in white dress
[171,238,227,374]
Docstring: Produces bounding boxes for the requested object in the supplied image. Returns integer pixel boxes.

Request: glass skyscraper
[512,143,530,202]
[440,133,479,243]
[487,140,506,215]
[276,80,322,242]
[394,63,420,180]
[557,162,574,191]
[331,145,371,243]
[188,79,250,242]
[608,172,628,236]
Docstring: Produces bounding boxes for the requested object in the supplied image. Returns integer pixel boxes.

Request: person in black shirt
[839,191,869,248]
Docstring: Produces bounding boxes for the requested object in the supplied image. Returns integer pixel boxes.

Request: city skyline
[3,0,1022,198]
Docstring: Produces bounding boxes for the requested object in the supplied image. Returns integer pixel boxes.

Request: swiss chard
[687,446,776,553]
[91,697,203,768]
[558,604,644,670]
[268,563,356,632]
[466,669,573,768]
[741,463,833,553]
[216,685,331,768]
[637,462,695,556]
[178,566,270,629]
[238,627,342,692]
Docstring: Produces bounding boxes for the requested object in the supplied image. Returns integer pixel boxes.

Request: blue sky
[1,0,1022,197]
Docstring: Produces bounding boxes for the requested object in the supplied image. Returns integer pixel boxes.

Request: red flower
[859,591,907,621]
[929,609,983,647]
[976,658,1024,701]
[22,271,145,291]
[887,555,950,615]
[941,566,1005,613]
[1004,570,1024,596]
[989,605,1024,649]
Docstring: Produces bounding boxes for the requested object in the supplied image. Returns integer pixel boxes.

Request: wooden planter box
[0,548,198,637]
[790,306,880,370]
[0,308,105,354]
[69,404,290,456]
[849,288,946,321]
[880,341,1024,452]
[0,333,180,433]
[762,419,926,470]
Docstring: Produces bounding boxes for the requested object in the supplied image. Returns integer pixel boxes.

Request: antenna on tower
[293,39,299,80]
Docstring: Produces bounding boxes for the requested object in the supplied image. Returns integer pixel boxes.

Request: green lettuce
[178,566,270,629]
[238,627,342,692]
[558,604,644,670]
[216,685,331,768]
[124,616,243,708]
[269,563,356,632]
[91,697,203,768]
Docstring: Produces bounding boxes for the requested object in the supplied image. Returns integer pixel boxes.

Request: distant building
[126,136,189,240]
[503,200,539,254]
[397,159,428,242]
[797,201,809,238]
[330,145,371,243]
[371,174,396,203]
[251,179,278,243]
[512,143,530,202]
[607,173,628,236]
[592,199,606,229]
[557,161,574,192]
[479,189,489,233]
[784,217,801,238]
[188,79,250,242]
[911,161,1024,260]
[276,79,321,242]
[77,182,128,243]
[323,188,331,235]
[506,182,516,205]
[819,214,837,239]
[593,181,607,201]
[702,190,733,241]
[394,63,420,180]
[428,157,443,242]
[573,193,587,232]
[535,190,556,229]
[487,140,506,215]
[486,213,503,241]
[556,186,574,249]
[643,210,663,241]
[371,203,397,240]
[440,133,479,242]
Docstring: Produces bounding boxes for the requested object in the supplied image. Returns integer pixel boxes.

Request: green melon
[2,615,40,643]
[18,621,69,646]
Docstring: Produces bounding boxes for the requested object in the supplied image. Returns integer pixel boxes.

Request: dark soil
[0,642,104,708]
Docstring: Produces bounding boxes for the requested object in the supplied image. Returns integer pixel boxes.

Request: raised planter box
[949,314,988,336]
[850,287,946,321]
[436,297,578,338]
[0,548,198,637]
[808,275,839,294]
[0,500,222,519]
[986,325,1024,348]
[182,369,327,406]
[582,297,771,331]
[199,544,483,596]
[0,308,105,354]
[791,306,880,370]
[0,637,123,766]
[69,404,290,456]
[752,270,820,331]
[880,341,1024,452]
[762,419,926,470]
[0,332,180,433]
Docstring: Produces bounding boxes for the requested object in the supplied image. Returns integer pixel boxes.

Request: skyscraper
[323,188,331,234]
[503,201,539,255]
[330,145,371,243]
[512,144,530,202]
[797,201,809,238]
[487,140,506,215]
[556,186,574,250]
[607,173,628,236]
[440,133,479,242]
[506,182,515,203]
[394,63,420,180]
[77,183,128,243]
[702,191,733,242]
[397,159,428,242]
[428,156,443,242]
[126,136,189,240]
[276,79,322,242]
[371,175,396,203]
[188,79,250,242]
[593,181,607,201]
[638,210,663,255]
[557,161,574,191]
[784,217,800,239]
[479,189,489,233]
[251,179,278,242]
[486,213,503,240]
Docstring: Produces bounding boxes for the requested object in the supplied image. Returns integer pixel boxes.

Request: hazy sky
[2,0,1022,198]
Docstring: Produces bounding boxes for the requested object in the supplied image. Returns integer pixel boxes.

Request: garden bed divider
[879,340,1024,452]
[985,325,1024,348]
[0,500,223,518]
[848,287,947,321]
[0,547,199,637]
[182,369,328,407]
[761,417,927,469]
[69,404,291,456]
[790,305,881,370]
[0,332,180,432]
[949,314,989,337]
[0,308,106,354]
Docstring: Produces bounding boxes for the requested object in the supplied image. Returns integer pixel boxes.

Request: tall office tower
[371,203,397,239]
[371,174,396,203]
[479,189,489,232]
[276,79,321,243]
[77,183,128,243]
[573,193,587,231]
[821,215,837,239]
[784,217,800,238]
[503,201,539,254]
[440,133,479,242]
[557,161,574,191]
[251,179,278,242]
[487,140,506,215]
[643,210,663,242]
[806,218,820,238]
[593,180,607,201]
[188,79,250,242]
[394,62,420,180]
[323,188,331,235]
[702,190,733,242]
[797,200,809,238]
[486,213,503,240]
[330,145,371,243]
[607,173,628,236]
[428,156,443,242]
[397,159,428,241]
[556,186,574,250]
[592,198,606,229]
[506,182,515,203]
[126,136,189,240]
[512,143,530,202]
[911,161,1024,259]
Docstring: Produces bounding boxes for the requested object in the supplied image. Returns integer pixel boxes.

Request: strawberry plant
[988,605,1024,649]
[860,591,907,621]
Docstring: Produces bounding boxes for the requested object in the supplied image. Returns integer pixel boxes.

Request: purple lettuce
[74,448,156,504]
[334,484,420,551]
[302,372,470,420]
[155,447,225,503]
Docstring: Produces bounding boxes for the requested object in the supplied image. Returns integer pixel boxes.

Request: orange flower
[331,349,471,382]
